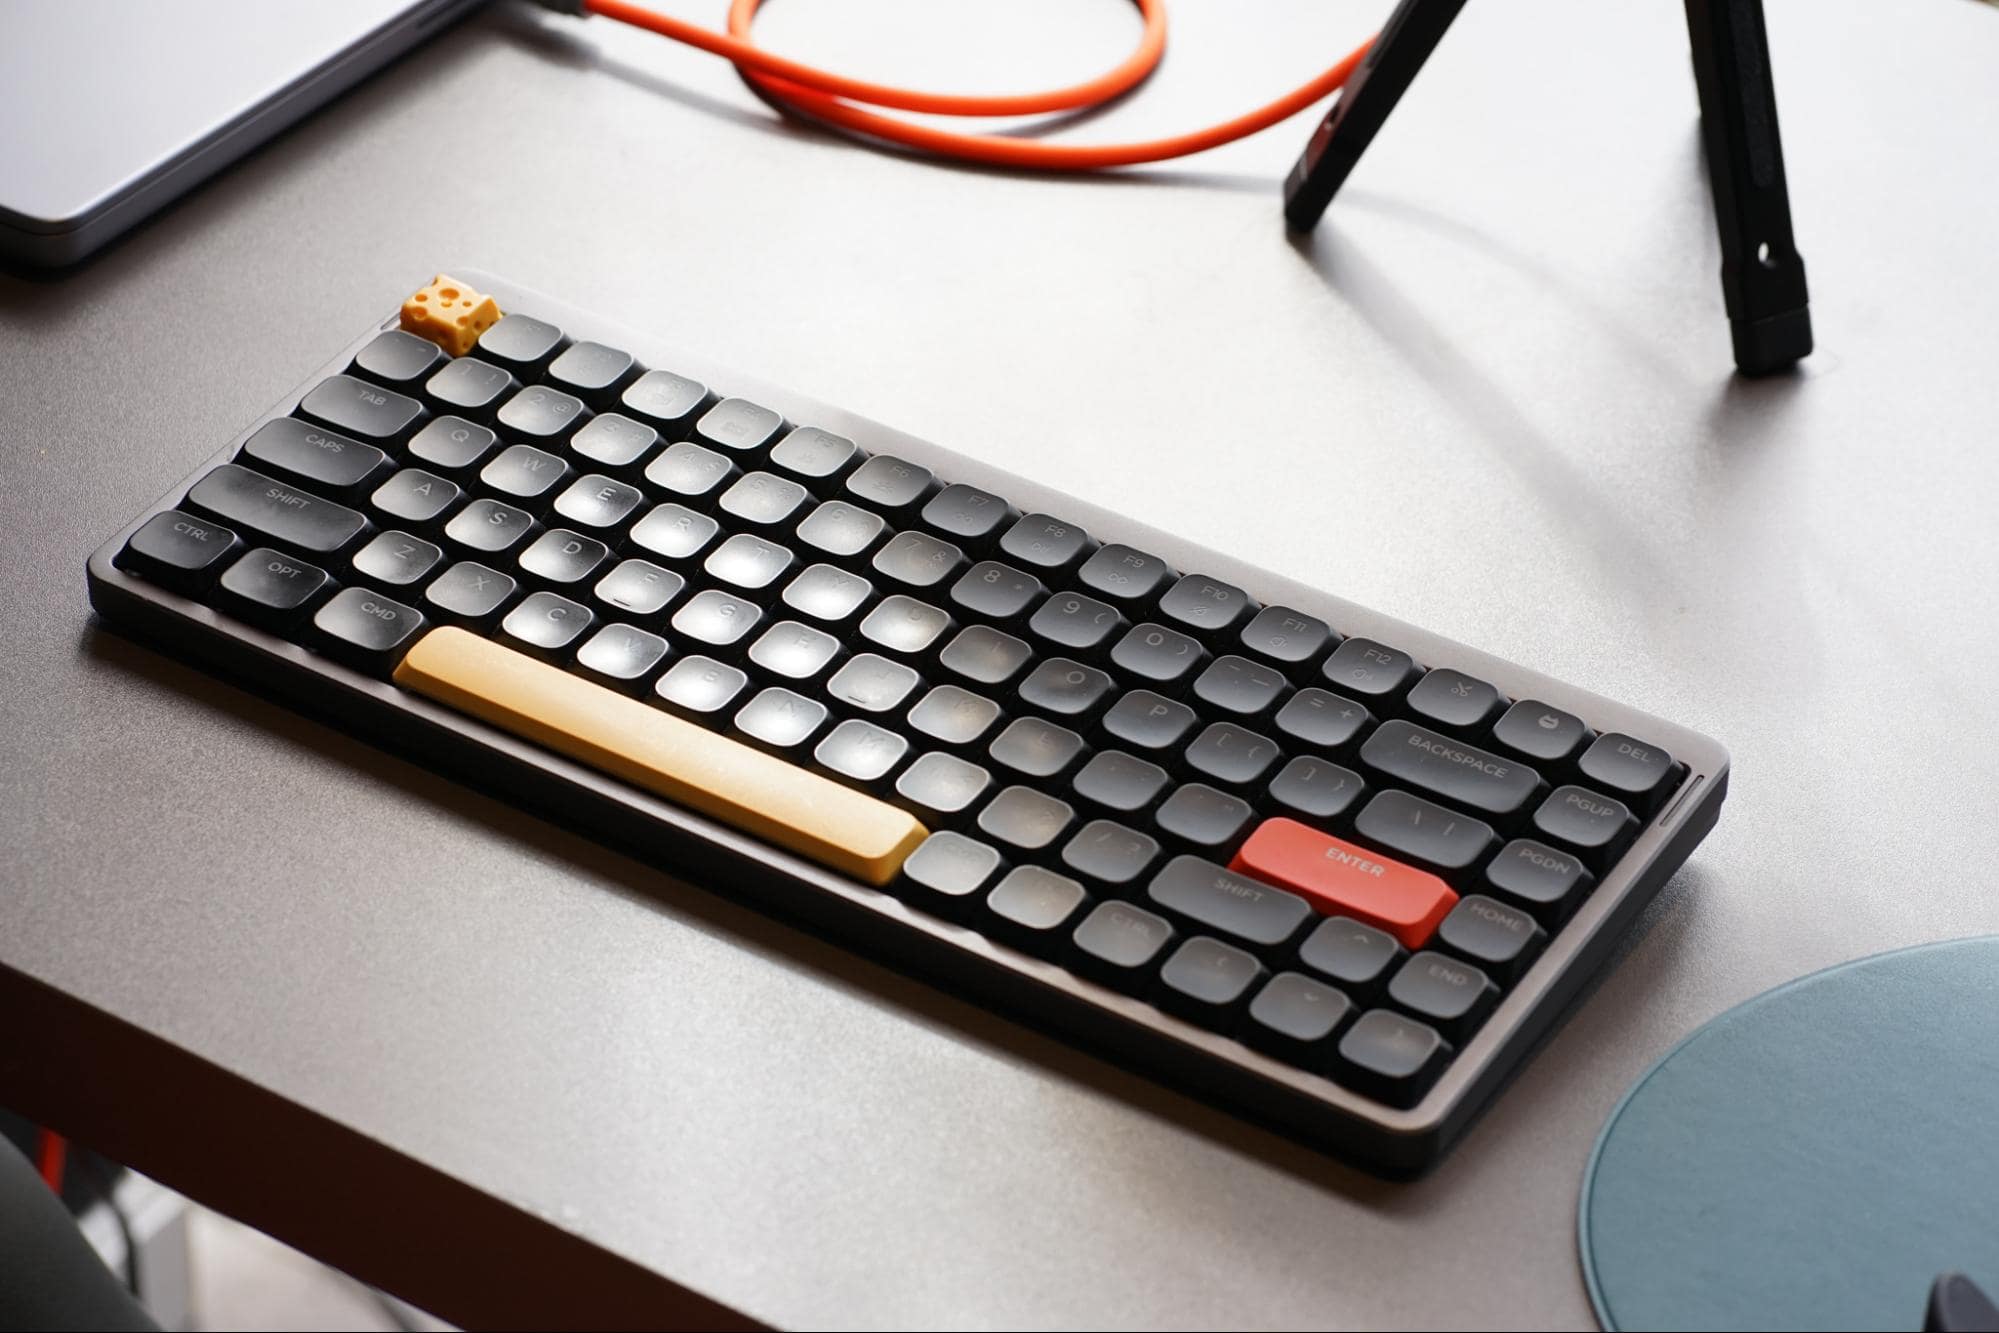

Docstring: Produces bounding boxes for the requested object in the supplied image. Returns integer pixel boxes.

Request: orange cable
[580,0,1373,171]
[36,1128,67,1194]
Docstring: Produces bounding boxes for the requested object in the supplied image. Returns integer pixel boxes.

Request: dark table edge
[0,961,766,1332]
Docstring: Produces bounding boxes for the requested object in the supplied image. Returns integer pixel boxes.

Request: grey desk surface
[5,0,1997,1327]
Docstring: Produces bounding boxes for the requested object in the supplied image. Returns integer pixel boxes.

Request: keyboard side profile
[85,269,1728,1177]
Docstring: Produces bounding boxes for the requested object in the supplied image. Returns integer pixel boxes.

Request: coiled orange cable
[580,0,1373,170]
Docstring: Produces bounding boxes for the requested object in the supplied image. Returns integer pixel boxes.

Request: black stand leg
[1281,1,1465,232]
[1684,0,1812,374]
[1282,0,1812,377]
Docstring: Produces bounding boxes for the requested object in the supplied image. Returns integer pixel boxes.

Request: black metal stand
[1284,0,1812,377]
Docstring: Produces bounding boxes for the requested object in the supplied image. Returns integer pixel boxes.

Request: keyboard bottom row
[380,623,1541,1109]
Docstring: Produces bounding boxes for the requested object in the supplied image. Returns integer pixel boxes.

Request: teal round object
[1580,936,1999,1332]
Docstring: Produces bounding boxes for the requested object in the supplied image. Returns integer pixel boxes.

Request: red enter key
[1230,818,1458,948]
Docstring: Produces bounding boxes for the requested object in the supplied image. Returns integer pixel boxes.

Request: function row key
[621,368,710,433]
[547,340,638,403]
[843,454,936,518]
[1077,542,1175,606]
[1237,605,1333,674]
[474,313,567,374]
[999,512,1093,573]
[351,329,446,388]
[1156,574,1258,640]
[693,397,784,458]
[1404,667,1505,731]
[919,482,1018,547]
[1322,637,1418,703]
[769,425,862,485]
[1492,699,1590,764]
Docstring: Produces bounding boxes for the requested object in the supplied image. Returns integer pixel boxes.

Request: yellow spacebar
[393,628,929,886]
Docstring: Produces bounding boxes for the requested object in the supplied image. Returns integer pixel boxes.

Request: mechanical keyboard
[86,271,1728,1176]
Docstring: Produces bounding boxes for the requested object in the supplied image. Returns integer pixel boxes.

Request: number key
[1027,591,1125,655]
[948,561,1045,623]
[1108,623,1208,686]
[872,530,968,591]
[1191,654,1288,718]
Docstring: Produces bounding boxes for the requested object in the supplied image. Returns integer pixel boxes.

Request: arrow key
[1243,971,1355,1066]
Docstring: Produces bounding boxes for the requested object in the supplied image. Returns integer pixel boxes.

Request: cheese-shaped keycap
[400,274,501,356]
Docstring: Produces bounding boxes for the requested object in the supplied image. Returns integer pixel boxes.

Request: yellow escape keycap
[393,628,928,885]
